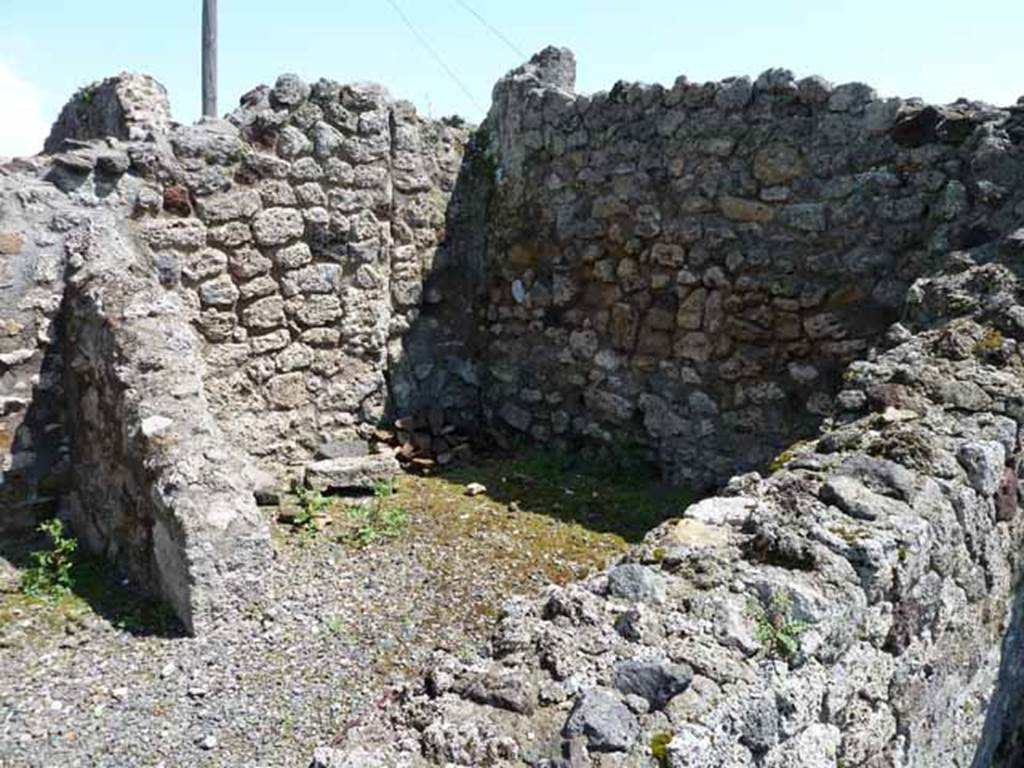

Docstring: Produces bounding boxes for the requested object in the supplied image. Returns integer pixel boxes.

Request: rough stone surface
[309,51,1024,766]
[562,688,640,752]
[62,219,272,634]
[3,44,1024,766]
[452,46,1023,489]
[44,72,172,153]
[320,247,1024,766]
[304,452,400,492]
[612,658,693,709]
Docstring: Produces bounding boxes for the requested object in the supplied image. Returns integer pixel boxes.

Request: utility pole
[202,0,218,118]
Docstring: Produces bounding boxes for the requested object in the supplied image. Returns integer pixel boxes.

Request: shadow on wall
[395,46,983,494]
[0,312,69,535]
[383,125,495,439]
[973,585,1024,767]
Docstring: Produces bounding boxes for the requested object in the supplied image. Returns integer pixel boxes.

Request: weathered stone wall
[0,165,74,532]
[1,70,471,630]
[312,58,1024,766]
[5,50,1024,665]
[131,76,469,478]
[1,82,279,633]
[464,47,1020,488]
[62,217,271,634]
[44,72,173,154]
[317,233,1024,768]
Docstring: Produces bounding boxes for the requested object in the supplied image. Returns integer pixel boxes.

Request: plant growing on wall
[746,588,811,658]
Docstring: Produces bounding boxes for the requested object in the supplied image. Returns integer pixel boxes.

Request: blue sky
[1,0,1022,156]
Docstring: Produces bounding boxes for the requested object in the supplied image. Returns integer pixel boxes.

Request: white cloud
[0,61,51,158]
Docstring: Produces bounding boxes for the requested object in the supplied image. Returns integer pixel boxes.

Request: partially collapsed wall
[63,217,270,633]
[3,46,1024,762]
[315,54,1024,765]
[1,73,470,632]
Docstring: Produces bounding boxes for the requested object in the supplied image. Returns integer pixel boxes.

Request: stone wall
[317,227,1024,768]
[4,50,1024,649]
[132,76,469,478]
[0,164,73,532]
[44,72,172,154]
[62,217,271,634]
[0,81,279,634]
[1,70,472,631]
[464,47,1020,488]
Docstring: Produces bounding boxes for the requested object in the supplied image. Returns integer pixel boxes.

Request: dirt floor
[0,449,692,767]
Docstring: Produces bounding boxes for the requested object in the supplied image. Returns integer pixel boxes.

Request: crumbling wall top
[44,72,173,154]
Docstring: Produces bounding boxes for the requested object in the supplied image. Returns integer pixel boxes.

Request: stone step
[303,452,400,493]
[315,439,370,461]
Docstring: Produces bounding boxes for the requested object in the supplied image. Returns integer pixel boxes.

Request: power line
[452,0,526,60]
[382,0,485,113]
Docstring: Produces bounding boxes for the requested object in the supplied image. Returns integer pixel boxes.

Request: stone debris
[465,482,488,497]
[392,409,475,470]
[562,688,641,752]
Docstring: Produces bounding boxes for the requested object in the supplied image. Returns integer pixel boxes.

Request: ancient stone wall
[62,217,271,634]
[44,72,173,154]
[318,228,1024,768]
[465,47,1019,488]
[5,49,1024,656]
[133,76,469,478]
[1,70,472,631]
[0,165,73,532]
[0,81,282,633]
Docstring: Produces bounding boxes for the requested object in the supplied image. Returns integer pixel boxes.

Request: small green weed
[747,588,812,659]
[345,480,409,546]
[769,440,807,473]
[293,486,330,535]
[323,615,347,638]
[380,505,409,538]
[20,519,77,600]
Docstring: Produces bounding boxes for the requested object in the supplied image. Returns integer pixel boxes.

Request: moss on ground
[5,447,692,654]
[272,446,694,672]
[441,446,693,543]
[0,533,183,643]
[975,328,1005,353]
[769,439,809,473]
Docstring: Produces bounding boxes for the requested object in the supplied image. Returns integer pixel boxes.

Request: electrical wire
[382,0,485,113]
[452,0,526,60]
